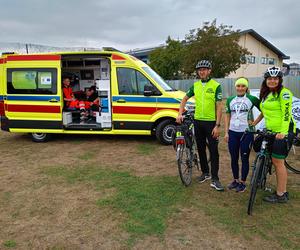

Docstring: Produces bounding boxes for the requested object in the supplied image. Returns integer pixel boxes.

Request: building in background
[288,62,300,76]
[128,29,290,78]
[228,29,289,78]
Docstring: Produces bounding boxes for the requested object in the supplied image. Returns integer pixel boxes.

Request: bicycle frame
[175,116,197,163]
[254,139,272,189]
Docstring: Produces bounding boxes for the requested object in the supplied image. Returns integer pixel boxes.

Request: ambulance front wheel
[31,133,51,142]
[156,119,176,145]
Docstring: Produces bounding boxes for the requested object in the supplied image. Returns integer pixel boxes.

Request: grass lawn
[0,131,299,249]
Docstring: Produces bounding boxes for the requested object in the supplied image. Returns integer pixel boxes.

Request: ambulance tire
[156,119,176,145]
[31,133,51,143]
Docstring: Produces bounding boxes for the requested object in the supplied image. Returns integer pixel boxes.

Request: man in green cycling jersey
[253,66,295,203]
[176,60,224,191]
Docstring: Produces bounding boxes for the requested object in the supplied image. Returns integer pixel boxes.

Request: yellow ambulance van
[0,48,191,144]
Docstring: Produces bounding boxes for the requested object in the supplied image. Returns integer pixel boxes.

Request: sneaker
[236,183,246,193]
[197,173,211,183]
[285,192,289,200]
[228,180,239,190]
[263,192,288,203]
[210,180,225,191]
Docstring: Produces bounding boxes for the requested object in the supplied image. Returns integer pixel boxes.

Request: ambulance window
[117,68,137,95]
[7,68,57,94]
[136,71,151,95]
[117,67,154,95]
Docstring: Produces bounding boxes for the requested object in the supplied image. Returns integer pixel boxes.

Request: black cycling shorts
[272,139,289,159]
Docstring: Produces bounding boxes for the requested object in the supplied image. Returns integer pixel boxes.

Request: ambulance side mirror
[144,84,154,96]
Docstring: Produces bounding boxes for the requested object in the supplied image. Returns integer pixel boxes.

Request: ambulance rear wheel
[31,133,50,142]
[156,119,176,145]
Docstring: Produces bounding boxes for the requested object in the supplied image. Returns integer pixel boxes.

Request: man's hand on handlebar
[176,114,184,124]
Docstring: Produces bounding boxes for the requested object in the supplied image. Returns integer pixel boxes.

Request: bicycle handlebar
[182,109,194,121]
[241,129,277,142]
[246,129,277,138]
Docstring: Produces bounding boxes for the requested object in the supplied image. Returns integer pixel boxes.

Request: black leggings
[194,120,219,180]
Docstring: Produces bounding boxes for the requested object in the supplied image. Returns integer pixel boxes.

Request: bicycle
[246,129,277,215]
[284,128,300,174]
[173,107,211,186]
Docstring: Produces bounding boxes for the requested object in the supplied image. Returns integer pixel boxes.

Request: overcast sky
[0,0,299,62]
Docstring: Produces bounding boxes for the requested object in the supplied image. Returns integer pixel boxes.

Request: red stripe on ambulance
[113,106,156,115]
[6,55,61,61]
[7,104,60,113]
[113,106,178,115]
[111,54,126,60]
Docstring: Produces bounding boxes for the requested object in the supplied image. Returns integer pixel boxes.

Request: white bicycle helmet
[264,66,283,78]
[195,60,212,69]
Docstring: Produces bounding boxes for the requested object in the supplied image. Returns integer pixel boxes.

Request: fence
[166,76,300,98]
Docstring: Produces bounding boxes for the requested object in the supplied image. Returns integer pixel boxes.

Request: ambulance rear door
[3,54,63,131]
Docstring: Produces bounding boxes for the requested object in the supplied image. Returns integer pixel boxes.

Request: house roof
[129,29,290,60]
[240,29,290,60]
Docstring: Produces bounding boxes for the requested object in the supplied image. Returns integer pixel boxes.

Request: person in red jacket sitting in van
[62,77,78,110]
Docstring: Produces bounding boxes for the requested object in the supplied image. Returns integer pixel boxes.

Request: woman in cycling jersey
[252,66,295,203]
[224,77,260,192]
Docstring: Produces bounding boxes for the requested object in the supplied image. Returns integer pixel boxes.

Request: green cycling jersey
[186,78,222,121]
[260,87,295,135]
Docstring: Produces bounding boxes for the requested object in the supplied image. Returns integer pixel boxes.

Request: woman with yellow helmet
[224,77,260,192]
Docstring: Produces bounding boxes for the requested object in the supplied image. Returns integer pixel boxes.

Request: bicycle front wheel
[177,144,193,186]
[285,145,300,174]
[248,156,264,215]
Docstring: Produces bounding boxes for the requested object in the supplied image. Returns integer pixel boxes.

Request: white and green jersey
[226,94,260,132]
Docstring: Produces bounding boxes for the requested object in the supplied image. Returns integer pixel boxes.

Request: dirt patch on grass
[0,175,127,249]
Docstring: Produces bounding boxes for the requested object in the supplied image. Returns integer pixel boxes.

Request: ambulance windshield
[142,67,173,91]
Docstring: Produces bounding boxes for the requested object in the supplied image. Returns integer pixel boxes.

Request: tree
[183,19,251,78]
[149,36,185,80]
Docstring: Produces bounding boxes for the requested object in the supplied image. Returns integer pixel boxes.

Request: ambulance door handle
[48,98,58,103]
[116,99,126,103]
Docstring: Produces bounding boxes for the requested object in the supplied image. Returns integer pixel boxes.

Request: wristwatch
[215,123,221,127]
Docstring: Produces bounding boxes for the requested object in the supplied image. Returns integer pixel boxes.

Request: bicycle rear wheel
[177,144,193,186]
[248,156,264,215]
[285,145,300,174]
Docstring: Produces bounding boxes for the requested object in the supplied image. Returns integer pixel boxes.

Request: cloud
[0,0,299,61]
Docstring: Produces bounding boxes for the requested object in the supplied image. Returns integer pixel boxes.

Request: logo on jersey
[217,93,222,100]
[232,102,249,113]
[282,92,291,100]
[206,88,214,94]
[284,102,290,121]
